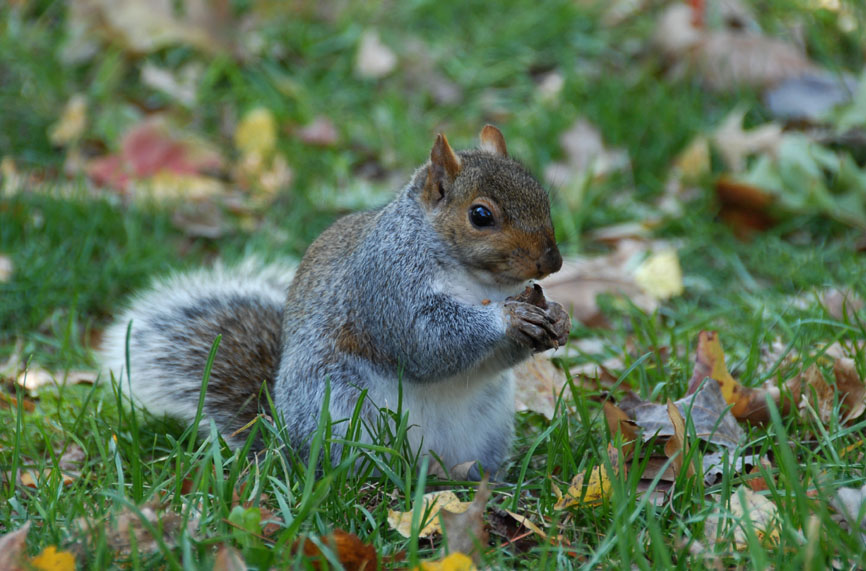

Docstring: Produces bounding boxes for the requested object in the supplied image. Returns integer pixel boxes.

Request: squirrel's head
[420,125,562,286]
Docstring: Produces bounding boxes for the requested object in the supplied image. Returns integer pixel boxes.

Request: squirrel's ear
[423,133,461,205]
[479,124,508,157]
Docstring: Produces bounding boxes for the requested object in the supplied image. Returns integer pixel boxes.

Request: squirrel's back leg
[99,262,292,446]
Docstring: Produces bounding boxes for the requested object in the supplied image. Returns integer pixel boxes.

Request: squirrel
[99,125,571,476]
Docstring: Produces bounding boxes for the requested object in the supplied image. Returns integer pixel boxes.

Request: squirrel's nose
[536,244,562,277]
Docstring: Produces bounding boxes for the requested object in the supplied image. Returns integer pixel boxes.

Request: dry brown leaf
[834,358,866,422]
[0,522,29,571]
[654,4,816,92]
[513,353,569,420]
[213,544,246,571]
[293,529,379,571]
[621,380,744,449]
[601,401,639,458]
[297,116,340,147]
[744,456,775,493]
[687,330,795,425]
[439,478,490,565]
[663,400,695,478]
[74,502,194,556]
[797,363,835,424]
[355,30,397,79]
[822,288,865,322]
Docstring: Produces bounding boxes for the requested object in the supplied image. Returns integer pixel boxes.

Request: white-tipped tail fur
[99,259,296,439]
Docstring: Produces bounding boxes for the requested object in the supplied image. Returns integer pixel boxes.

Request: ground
[1,0,865,568]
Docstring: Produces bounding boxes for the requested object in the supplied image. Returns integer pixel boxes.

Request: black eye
[469,205,495,228]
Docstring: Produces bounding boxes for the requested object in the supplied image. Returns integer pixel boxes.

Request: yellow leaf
[31,545,76,571]
[387,490,471,538]
[674,136,710,182]
[417,552,476,571]
[634,249,684,301]
[234,108,277,160]
[49,94,87,146]
[554,464,611,509]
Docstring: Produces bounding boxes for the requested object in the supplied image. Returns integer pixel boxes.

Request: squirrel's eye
[469,205,495,228]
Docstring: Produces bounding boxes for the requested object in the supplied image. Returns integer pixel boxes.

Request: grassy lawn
[2,0,866,568]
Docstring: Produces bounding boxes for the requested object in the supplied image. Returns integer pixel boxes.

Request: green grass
[2,0,866,568]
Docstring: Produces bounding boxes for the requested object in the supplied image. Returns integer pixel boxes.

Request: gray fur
[100,143,563,475]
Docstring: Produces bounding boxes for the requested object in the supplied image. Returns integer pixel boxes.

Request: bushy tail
[99,260,295,445]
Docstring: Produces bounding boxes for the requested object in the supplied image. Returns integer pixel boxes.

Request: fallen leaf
[417,552,476,571]
[713,108,783,173]
[48,94,87,146]
[601,401,639,458]
[293,529,379,571]
[764,73,859,121]
[663,400,695,478]
[388,490,472,539]
[141,62,201,107]
[728,487,782,549]
[30,546,76,571]
[714,177,776,236]
[621,378,745,449]
[834,358,866,422]
[554,444,617,508]
[654,4,816,92]
[16,367,97,391]
[540,240,676,326]
[687,330,795,424]
[355,30,397,79]
[832,484,866,541]
[633,249,684,301]
[20,468,76,488]
[296,116,340,147]
[74,501,194,556]
[797,363,836,424]
[213,544,246,571]
[543,118,629,209]
[513,353,569,420]
[65,0,229,56]
[822,288,864,323]
[673,136,711,183]
[439,478,490,565]
[0,522,29,571]
[0,254,12,282]
[86,119,224,195]
[235,108,277,161]
[502,510,547,540]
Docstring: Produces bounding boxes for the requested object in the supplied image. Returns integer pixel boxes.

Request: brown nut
[508,283,548,309]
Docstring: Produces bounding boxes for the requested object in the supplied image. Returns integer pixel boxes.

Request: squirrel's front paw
[504,300,570,351]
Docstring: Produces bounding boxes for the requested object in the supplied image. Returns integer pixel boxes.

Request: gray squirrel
[100,125,570,475]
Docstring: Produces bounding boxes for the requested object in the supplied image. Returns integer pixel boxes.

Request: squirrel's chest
[365,369,515,471]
